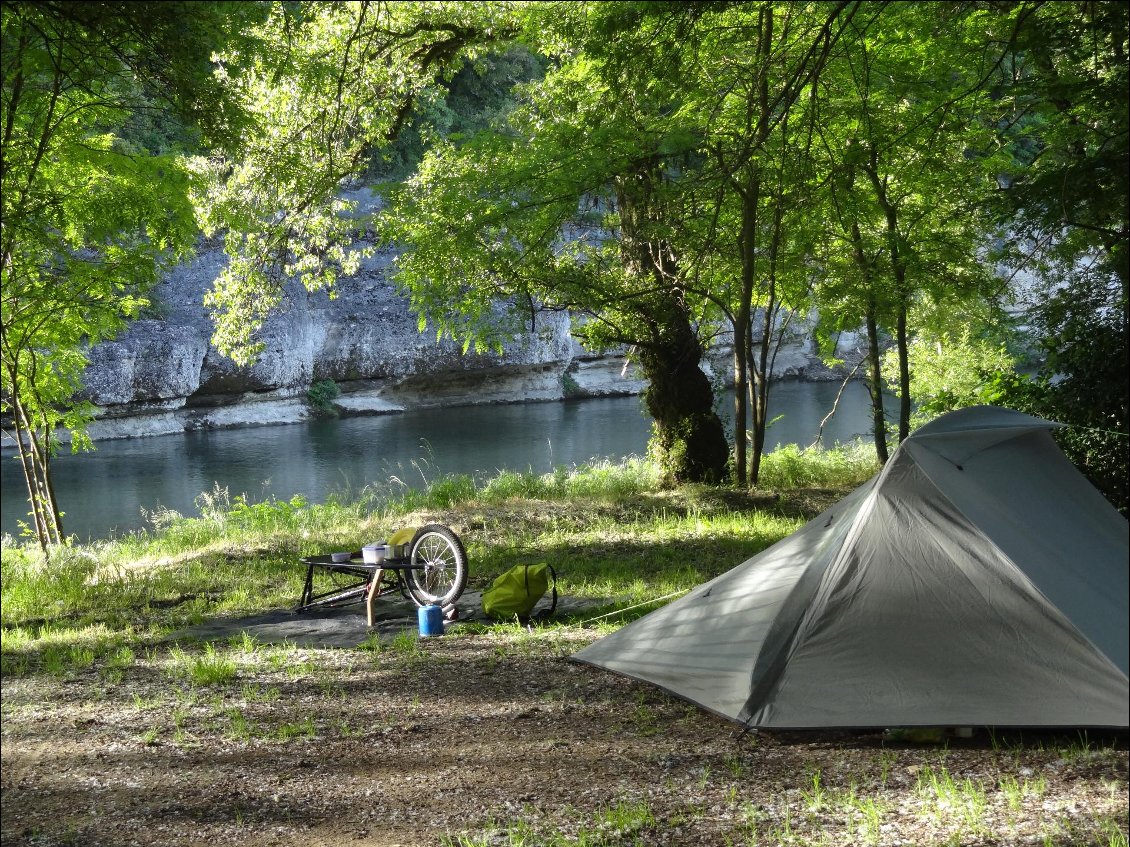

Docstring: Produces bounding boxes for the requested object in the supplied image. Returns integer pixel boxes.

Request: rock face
[71,193,852,442]
[75,242,594,441]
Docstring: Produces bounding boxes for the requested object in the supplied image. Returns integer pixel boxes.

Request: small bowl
[330,551,351,563]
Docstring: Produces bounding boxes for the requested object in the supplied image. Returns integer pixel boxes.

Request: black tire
[405,524,468,607]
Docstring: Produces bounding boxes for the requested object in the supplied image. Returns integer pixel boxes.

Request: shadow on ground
[169,590,605,648]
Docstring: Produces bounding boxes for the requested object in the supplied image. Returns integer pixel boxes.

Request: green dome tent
[573,406,1129,729]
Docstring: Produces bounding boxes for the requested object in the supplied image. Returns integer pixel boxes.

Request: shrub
[306,379,341,417]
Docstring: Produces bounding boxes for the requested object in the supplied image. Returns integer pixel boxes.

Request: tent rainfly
[572,406,1129,730]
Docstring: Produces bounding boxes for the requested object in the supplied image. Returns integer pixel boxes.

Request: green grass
[2,449,876,677]
[915,764,991,836]
[999,772,1049,813]
[758,440,878,489]
[4,432,1122,847]
[42,446,1130,847]
[166,642,238,686]
[442,798,657,847]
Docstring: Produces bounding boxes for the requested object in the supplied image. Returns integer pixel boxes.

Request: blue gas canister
[418,604,444,637]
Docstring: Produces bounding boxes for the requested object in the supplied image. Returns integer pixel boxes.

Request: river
[1,380,876,542]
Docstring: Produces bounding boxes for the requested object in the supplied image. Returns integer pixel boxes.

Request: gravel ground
[2,617,1127,847]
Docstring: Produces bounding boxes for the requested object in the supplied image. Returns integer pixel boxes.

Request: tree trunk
[617,162,729,485]
[864,302,889,464]
[747,5,776,487]
[896,298,911,442]
[733,180,759,488]
[1,339,64,551]
[733,318,749,487]
[748,329,768,484]
[9,393,63,550]
[844,212,889,464]
[747,281,775,488]
[749,187,786,486]
[865,158,912,443]
[637,295,729,484]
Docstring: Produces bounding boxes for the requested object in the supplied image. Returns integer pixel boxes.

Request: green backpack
[481,563,558,623]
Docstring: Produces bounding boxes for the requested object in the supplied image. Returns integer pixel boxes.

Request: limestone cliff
[77,241,611,441]
[73,194,848,442]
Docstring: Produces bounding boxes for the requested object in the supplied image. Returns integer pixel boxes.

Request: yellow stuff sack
[481,563,558,623]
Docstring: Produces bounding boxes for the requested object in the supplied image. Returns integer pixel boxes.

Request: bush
[881,329,1022,431]
[306,379,341,417]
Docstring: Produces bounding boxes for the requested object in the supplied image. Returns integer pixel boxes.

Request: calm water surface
[1,381,875,541]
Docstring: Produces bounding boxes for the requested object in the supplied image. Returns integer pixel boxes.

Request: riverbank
[2,455,1126,846]
[1,384,881,542]
[0,354,650,450]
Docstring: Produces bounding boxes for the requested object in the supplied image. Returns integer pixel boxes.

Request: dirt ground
[2,605,1128,847]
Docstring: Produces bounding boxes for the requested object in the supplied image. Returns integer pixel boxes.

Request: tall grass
[387,456,661,510]
[758,441,878,489]
[478,456,661,501]
[0,543,97,621]
[134,483,385,555]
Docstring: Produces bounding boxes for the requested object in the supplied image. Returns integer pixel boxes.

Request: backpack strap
[532,563,558,622]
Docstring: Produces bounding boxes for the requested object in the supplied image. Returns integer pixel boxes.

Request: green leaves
[1,1,255,546]
[4,0,1124,533]
[882,328,1022,431]
[191,0,522,362]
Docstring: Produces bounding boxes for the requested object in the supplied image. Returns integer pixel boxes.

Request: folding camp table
[296,524,467,626]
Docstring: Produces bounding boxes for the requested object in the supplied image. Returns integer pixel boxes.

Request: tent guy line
[567,589,691,631]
